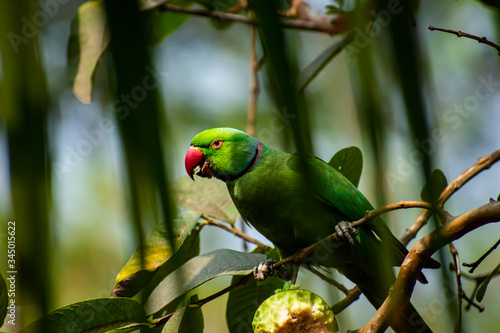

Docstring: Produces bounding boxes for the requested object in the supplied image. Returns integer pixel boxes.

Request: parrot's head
[185,127,262,182]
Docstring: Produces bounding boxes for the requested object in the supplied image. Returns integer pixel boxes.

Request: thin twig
[428,26,500,55]
[190,274,254,308]
[160,3,351,36]
[246,10,259,137]
[451,266,486,312]
[307,266,350,294]
[330,287,362,314]
[201,216,272,251]
[401,149,500,245]
[463,237,500,273]
[449,243,463,333]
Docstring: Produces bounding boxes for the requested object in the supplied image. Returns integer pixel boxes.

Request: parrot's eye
[211,139,223,149]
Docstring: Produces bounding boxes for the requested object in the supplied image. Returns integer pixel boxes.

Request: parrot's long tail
[360,286,433,333]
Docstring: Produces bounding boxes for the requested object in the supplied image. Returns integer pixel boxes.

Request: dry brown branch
[360,200,500,333]
[401,149,500,245]
[428,26,500,55]
[160,3,351,36]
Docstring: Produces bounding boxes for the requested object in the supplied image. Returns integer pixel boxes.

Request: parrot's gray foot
[253,259,292,281]
[253,259,276,280]
[335,221,359,246]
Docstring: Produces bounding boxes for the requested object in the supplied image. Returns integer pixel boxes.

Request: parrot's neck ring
[227,142,263,182]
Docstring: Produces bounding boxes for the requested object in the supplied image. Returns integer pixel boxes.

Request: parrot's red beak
[185,146,204,180]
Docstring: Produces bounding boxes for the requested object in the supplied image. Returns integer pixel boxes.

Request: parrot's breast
[226,149,351,263]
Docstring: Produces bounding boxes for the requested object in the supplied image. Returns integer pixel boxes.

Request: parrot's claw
[253,259,277,281]
[253,259,292,281]
[335,221,359,246]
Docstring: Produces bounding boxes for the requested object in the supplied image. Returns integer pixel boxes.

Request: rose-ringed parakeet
[185,127,440,333]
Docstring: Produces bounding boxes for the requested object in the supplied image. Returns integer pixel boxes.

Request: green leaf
[172,176,240,224]
[112,211,201,298]
[145,249,267,315]
[420,169,448,203]
[0,272,7,327]
[192,0,239,11]
[67,0,110,103]
[298,32,354,92]
[497,193,500,201]
[328,146,363,188]
[142,227,201,300]
[150,5,190,44]
[20,298,150,333]
[325,5,344,14]
[476,262,500,302]
[162,295,204,333]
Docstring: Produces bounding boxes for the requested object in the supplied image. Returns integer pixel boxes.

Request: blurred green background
[1,0,500,332]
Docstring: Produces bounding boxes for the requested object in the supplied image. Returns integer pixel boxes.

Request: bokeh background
[1,0,500,332]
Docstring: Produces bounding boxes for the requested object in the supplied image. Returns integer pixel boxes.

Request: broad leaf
[476,262,500,302]
[172,176,239,224]
[112,211,201,298]
[420,169,448,203]
[142,227,200,300]
[162,295,204,333]
[145,249,266,315]
[0,272,7,327]
[328,146,363,188]
[20,298,150,333]
[68,1,110,103]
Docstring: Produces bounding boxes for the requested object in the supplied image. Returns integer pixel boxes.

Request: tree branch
[160,3,351,36]
[307,266,350,295]
[190,274,254,308]
[428,26,500,55]
[450,265,486,312]
[331,287,362,314]
[360,199,500,333]
[401,149,500,245]
[272,200,434,269]
[201,216,272,251]
[246,10,259,138]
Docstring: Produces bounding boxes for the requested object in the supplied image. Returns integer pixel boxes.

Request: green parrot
[185,127,440,333]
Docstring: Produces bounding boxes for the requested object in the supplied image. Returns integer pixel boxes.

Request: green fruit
[252,289,339,333]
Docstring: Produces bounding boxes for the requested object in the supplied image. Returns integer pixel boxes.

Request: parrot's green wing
[287,154,438,271]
